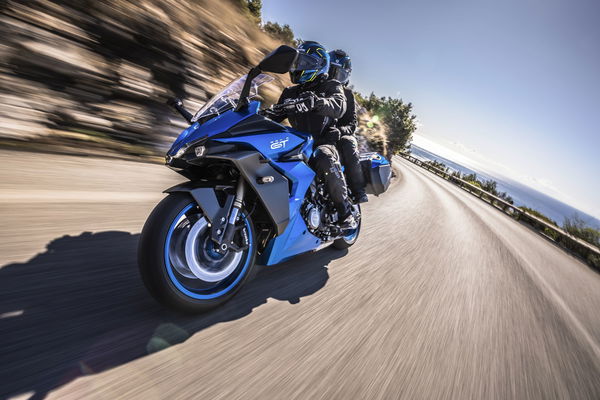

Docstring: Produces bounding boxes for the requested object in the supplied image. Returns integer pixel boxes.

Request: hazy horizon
[410,142,600,228]
[412,134,600,220]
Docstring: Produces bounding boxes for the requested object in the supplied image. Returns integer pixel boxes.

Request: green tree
[481,179,497,194]
[497,191,514,204]
[382,99,417,154]
[450,170,463,179]
[463,173,477,182]
[238,0,262,25]
[247,0,262,21]
[358,93,417,155]
[426,160,447,171]
[262,21,297,46]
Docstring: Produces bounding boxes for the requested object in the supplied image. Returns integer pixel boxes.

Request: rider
[328,49,368,204]
[269,41,356,228]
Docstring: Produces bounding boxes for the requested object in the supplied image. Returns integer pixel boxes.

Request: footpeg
[340,214,358,230]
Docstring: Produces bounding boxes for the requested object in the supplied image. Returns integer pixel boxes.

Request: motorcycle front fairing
[168,73,274,158]
[210,121,320,264]
[166,99,323,266]
[167,101,261,159]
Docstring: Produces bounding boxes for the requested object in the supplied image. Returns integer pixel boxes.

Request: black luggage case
[359,152,392,196]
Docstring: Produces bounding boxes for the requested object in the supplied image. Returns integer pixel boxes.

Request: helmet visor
[291,52,327,72]
[331,66,350,83]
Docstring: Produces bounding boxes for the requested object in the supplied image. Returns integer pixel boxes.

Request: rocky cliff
[0,0,287,157]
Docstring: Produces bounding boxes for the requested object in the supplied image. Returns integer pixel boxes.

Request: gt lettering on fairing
[270,137,289,150]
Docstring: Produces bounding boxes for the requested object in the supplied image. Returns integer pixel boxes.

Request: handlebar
[261,97,306,118]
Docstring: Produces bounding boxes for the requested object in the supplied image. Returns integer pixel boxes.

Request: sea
[409,144,600,229]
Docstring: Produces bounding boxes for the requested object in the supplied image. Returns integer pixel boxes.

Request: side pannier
[359,152,392,196]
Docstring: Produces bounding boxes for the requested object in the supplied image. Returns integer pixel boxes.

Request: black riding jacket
[336,87,358,137]
[272,76,346,143]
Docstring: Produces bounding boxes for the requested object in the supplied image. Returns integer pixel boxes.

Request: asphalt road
[1,150,599,400]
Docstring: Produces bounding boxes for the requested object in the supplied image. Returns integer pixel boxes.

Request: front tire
[138,193,257,313]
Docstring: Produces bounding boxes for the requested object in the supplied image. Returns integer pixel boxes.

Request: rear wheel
[138,193,257,313]
[333,204,361,249]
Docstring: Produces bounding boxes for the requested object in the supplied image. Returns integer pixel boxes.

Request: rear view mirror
[258,45,298,73]
[235,45,300,112]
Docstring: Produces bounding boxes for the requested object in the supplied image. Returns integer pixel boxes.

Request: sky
[262,0,600,219]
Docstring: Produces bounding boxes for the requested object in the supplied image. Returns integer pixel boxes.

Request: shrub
[563,215,600,248]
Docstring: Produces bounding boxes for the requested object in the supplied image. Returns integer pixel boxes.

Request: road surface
[1,150,599,400]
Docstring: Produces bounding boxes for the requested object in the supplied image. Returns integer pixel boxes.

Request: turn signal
[258,176,274,184]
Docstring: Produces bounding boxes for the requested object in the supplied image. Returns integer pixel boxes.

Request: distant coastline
[409,144,600,229]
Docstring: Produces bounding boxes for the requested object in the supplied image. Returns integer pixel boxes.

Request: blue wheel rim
[343,228,359,242]
[164,203,253,299]
[343,205,360,242]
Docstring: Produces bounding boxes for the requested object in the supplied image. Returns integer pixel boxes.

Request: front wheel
[332,204,361,249]
[138,193,257,313]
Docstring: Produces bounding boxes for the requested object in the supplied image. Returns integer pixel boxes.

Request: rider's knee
[314,145,338,162]
[339,135,358,153]
[339,135,357,147]
[312,145,342,175]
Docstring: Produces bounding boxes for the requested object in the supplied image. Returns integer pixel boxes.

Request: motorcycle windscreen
[191,74,274,123]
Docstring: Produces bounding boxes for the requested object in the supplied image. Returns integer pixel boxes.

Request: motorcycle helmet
[290,41,330,84]
[328,49,352,85]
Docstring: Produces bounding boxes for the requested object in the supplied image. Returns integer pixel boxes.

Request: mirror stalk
[235,67,261,112]
[234,45,298,112]
[167,97,193,124]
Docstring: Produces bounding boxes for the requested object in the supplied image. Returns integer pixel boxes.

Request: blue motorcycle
[138,46,391,312]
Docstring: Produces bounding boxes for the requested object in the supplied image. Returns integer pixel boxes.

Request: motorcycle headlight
[194,145,206,157]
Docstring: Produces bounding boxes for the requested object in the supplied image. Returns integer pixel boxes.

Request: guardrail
[398,153,600,267]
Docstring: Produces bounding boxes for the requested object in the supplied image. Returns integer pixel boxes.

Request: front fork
[211,179,247,254]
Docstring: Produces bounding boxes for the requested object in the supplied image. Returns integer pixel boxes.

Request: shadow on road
[0,231,343,400]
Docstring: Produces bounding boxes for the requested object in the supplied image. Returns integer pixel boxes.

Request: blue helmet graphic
[290,41,330,84]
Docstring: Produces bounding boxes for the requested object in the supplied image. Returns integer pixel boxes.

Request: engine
[302,182,339,241]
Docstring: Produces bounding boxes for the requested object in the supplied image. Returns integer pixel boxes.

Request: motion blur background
[2,2,600,399]
[1,0,598,259]
[0,0,290,158]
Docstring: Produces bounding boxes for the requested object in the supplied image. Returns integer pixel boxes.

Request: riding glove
[291,91,317,114]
